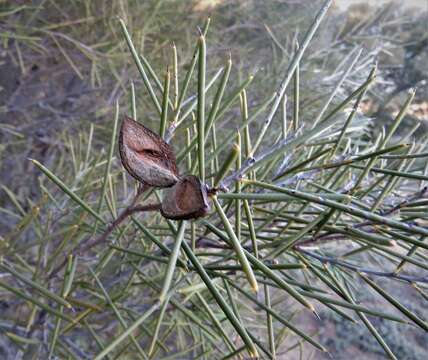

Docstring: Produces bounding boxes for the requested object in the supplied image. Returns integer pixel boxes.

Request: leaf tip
[252,282,259,293]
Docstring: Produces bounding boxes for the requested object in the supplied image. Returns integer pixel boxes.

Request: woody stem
[78,202,161,255]
[48,183,158,279]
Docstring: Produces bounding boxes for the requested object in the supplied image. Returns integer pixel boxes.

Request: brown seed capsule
[119,116,178,187]
[161,175,210,220]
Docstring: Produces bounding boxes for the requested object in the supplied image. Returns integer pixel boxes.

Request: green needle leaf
[212,196,259,293]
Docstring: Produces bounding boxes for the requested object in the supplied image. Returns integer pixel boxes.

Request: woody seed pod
[161,175,210,220]
[119,116,178,187]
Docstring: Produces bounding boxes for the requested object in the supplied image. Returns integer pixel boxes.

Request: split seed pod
[161,175,210,220]
[119,116,178,187]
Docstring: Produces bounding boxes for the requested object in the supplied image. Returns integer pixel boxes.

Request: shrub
[1,1,427,359]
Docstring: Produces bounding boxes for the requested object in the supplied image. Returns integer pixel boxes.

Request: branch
[220,132,298,189]
[78,202,161,255]
[296,248,428,284]
[296,186,428,247]
[48,184,160,279]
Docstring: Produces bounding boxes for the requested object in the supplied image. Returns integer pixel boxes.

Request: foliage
[1,1,428,359]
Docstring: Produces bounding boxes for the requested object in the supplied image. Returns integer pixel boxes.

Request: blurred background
[0,0,427,358]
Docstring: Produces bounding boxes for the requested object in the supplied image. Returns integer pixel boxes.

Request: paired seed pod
[161,175,210,220]
[119,116,210,220]
[119,116,178,187]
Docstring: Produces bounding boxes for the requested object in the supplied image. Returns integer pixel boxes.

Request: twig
[296,248,428,284]
[378,186,428,217]
[221,132,299,189]
[48,184,160,279]
[78,202,161,255]
[296,186,428,247]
